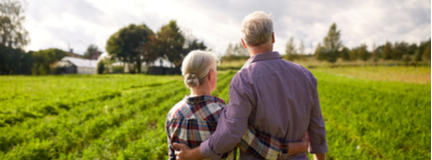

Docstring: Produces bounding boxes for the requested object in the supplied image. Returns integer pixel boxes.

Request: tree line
[288,23,431,66]
[103,20,207,74]
[0,0,207,75]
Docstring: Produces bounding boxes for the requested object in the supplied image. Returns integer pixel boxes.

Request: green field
[0,67,430,159]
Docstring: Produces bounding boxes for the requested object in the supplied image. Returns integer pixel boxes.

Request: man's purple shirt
[200,51,328,159]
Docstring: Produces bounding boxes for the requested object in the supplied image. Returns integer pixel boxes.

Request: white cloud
[24,0,431,56]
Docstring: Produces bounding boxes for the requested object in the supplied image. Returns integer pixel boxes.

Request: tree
[382,41,392,60]
[298,40,305,55]
[392,41,404,61]
[340,47,350,61]
[106,23,154,73]
[83,44,99,58]
[418,38,431,57]
[349,47,358,61]
[0,43,32,74]
[224,43,235,61]
[284,37,297,61]
[97,61,104,74]
[423,42,431,61]
[371,44,379,65]
[31,48,67,75]
[408,43,418,55]
[223,42,247,61]
[414,49,421,66]
[358,44,369,62]
[314,43,325,61]
[0,0,29,48]
[321,23,343,64]
[155,20,186,67]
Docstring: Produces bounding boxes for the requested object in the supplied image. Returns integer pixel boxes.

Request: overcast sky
[25,0,431,56]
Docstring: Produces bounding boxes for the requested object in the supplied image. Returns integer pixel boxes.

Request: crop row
[62,83,190,159]
[0,80,185,159]
[0,75,173,127]
[313,71,431,159]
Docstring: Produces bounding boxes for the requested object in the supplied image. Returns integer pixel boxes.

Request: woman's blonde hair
[240,11,273,47]
[181,50,219,88]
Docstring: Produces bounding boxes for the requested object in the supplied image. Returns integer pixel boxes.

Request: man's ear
[241,39,248,48]
[272,32,275,43]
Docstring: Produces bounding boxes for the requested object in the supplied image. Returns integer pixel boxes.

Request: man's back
[231,51,327,159]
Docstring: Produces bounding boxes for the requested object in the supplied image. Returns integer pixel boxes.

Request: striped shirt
[166,95,292,160]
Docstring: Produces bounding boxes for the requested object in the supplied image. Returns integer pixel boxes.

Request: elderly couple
[165,11,327,160]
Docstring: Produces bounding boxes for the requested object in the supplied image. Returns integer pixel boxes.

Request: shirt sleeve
[200,74,254,159]
[307,74,328,153]
[166,119,176,160]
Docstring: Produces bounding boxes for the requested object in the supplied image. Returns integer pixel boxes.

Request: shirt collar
[184,95,226,105]
[242,51,281,68]
[248,51,282,63]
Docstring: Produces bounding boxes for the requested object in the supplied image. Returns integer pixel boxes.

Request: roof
[61,56,97,68]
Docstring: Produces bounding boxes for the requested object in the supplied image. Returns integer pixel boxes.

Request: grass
[0,66,430,159]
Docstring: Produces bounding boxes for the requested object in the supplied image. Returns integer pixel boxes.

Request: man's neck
[247,44,273,57]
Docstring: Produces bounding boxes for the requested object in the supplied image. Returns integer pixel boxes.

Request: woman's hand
[287,132,309,156]
[173,143,205,160]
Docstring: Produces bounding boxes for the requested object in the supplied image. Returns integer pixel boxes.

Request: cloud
[24,0,430,56]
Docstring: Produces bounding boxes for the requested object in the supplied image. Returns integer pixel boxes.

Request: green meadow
[0,67,430,159]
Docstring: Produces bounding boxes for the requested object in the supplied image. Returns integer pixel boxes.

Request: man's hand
[173,143,206,160]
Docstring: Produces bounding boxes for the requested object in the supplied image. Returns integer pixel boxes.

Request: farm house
[57,56,98,74]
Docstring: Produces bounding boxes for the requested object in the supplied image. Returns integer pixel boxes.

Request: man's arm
[200,76,254,159]
[173,136,308,160]
[238,125,308,159]
[314,153,326,160]
[307,74,328,158]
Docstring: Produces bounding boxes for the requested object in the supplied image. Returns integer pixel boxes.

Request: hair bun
[184,73,199,88]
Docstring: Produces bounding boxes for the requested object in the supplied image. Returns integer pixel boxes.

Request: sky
[25,0,431,56]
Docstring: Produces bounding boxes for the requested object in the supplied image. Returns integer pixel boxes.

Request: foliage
[408,43,418,55]
[414,49,421,66]
[0,44,32,74]
[382,41,392,60]
[97,61,104,74]
[340,47,350,61]
[0,0,29,48]
[31,48,67,75]
[320,23,343,64]
[357,44,369,62]
[349,47,358,61]
[223,42,248,61]
[422,42,431,61]
[83,44,99,58]
[152,20,207,68]
[371,44,379,63]
[106,23,154,73]
[0,69,430,159]
[298,40,305,55]
[154,20,185,67]
[284,37,297,61]
[311,70,430,159]
[314,43,324,61]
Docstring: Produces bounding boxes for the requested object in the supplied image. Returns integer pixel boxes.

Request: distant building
[57,56,97,74]
[97,53,179,74]
[89,51,102,60]
[65,49,83,58]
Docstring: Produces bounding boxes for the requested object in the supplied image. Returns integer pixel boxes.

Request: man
[174,11,328,160]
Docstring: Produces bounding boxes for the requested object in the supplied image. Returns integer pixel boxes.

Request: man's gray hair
[240,11,273,47]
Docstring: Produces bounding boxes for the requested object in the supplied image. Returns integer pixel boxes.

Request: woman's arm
[287,134,308,156]
[238,126,308,159]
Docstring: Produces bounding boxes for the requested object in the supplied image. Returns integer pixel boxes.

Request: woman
[166,50,307,160]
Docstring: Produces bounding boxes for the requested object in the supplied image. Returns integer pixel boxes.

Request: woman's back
[166,95,235,160]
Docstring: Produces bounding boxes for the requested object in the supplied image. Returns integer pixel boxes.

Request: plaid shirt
[166,95,291,160]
